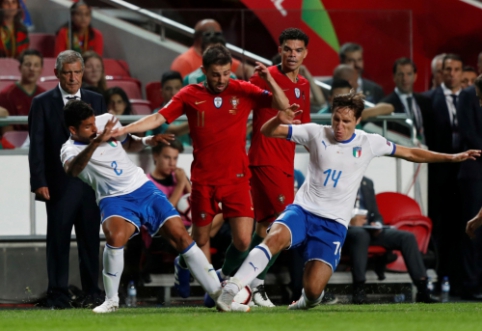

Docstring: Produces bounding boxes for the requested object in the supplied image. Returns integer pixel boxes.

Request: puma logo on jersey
[195,100,206,105]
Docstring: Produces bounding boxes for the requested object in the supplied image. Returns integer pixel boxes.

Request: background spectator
[430,53,446,90]
[0,49,44,132]
[82,51,107,93]
[461,66,477,89]
[318,79,352,114]
[54,1,103,56]
[0,0,29,58]
[104,87,132,115]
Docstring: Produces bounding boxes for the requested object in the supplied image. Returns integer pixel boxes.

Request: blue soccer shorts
[273,204,347,271]
[99,181,180,237]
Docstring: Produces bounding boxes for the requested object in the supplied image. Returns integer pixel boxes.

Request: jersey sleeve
[60,143,79,167]
[367,133,397,157]
[158,89,186,124]
[243,81,272,110]
[288,123,320,145]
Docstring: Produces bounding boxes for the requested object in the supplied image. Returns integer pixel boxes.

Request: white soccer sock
[303,289,324,306]
[102,244,124,301]
[181,242,221,296]
[234,244,272,288]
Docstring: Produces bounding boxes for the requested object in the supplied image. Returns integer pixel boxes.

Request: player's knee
[232,236,251,252]
[105,230,128,247]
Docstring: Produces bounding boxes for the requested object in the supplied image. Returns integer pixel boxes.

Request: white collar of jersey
[336,132,357,144]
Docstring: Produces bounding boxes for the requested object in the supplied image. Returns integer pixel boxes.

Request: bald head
[333,64,358,91]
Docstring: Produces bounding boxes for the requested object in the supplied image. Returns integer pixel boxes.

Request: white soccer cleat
[216,278,242,312]
[252,285,275,307]
[92,298,119,314]
[288,290,323,310]
[231,302,251,312]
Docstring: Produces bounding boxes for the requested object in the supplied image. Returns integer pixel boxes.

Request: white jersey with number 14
[288,124,396,227]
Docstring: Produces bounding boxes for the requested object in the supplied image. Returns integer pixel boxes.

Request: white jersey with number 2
[288,124,396,227]
[60,113,148,203]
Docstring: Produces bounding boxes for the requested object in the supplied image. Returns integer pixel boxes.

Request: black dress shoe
[78,293,104,308]
[352,284,368,304]
[460,292,482,301]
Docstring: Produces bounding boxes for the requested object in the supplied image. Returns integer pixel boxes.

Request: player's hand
[147,133,175,146]
[111,125,127,138]
[254,61,271,81]
[35,186,50,201]
[466,214,482,239]
[452,149,481,162]
[174,168,188,184]
[278,104,302,124]
[95,117,118,143]
[350,215,367,227]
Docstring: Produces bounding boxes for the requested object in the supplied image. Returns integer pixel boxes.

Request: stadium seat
[2,131,28,148]
[130,99,152,115]
[145,81,163,110]
[0,76,19,92]
[41,58,57,77]
[104,59,131,77]
[106,77,142,99]
[29,33,56,58]
[0,58,20,76]
[38,76,59,91]
[375,192,433,272]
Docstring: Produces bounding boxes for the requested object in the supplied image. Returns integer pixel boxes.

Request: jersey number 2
[323,169,342,187]
[111,161,123,176]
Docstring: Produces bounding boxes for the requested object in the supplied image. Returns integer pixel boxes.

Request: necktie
[450,94,458,129]
[406,96,423,134]
[450,94,460,150]
[66,96,78,100]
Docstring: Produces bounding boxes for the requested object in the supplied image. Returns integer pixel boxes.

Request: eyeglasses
[202,31,223,38]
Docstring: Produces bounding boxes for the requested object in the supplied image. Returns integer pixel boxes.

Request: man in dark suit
[343,177,435,304]
[28,50,106,308]
[456,74,482,300]
[378,58,431,142]
[423,53,464,294]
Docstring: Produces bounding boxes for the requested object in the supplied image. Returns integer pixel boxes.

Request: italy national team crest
[294,88,300,99]
[108,139,118,147]
[353,146,362,158]
[214,96,222,109]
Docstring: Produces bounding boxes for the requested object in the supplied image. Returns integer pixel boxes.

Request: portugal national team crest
[214,96,222,109]
[294,88,300,99]
[353,146,362,158]
[229,96,239,114]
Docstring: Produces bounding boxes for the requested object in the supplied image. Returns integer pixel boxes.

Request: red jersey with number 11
[159,80,272,185]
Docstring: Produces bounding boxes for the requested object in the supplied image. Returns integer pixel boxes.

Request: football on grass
[233,285,252,305]
[176,193,192,223]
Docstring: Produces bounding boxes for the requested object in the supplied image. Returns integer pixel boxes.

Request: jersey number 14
[323,169,342,187]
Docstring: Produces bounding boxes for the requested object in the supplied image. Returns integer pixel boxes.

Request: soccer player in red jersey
[113,44,292,301]
[246,28,311,306]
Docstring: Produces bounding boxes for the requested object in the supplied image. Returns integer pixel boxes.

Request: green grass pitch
[1,303,482,331]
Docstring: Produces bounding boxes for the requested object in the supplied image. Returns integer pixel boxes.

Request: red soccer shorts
[190,181,254,227]
[250,166,294,223]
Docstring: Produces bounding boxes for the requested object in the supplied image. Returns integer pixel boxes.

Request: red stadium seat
[130,99,152,115]
[41,58,57,77]
[2,131,28,148]
[38,76,59,91]
[104,59,131,77]
[375,192,433,272]
[0,58,20,76]
[0,76,19,92]
[145,81,163,110]
[29,33,56,58]
[106,77,142,99]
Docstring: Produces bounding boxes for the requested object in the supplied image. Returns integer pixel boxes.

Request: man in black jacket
[343,177,435,304]
[28,50,106,308]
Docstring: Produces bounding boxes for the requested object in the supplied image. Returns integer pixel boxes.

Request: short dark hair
[201,31,226,54]
[278,28,309,47]
[463,65,477,73]
[64,100,94,129]
[152,139,184,155]
[332,92,365,119]
[161,71,182,86]
[339,43,363,63]
[104,87,133,115]
[18,49,43,66]
[202,44,232,69]
[330,79,352,95]
[442,54,463,70]
[392,57,417,74]
[474,74,482,91]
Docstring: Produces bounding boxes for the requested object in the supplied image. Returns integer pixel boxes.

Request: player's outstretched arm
[64,117,118,177]
[123,133,175,153]
[111,113,167,137]
[467,207,482,239]
[261,104,302,139]
[254,61,289,110]
[393,145,481,163]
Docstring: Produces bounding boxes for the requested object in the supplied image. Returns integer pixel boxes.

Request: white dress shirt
[59,83,81,106]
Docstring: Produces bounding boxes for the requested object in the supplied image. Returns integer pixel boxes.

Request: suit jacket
[457,85,482,180]
[380,91,431,138]
[322,77,384,104]
[359,177,384,224]
[28,86,106,201]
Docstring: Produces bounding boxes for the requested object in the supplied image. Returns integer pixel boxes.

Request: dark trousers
[458,179,482,292]
[45,179,101,299]
[344,227,426,283]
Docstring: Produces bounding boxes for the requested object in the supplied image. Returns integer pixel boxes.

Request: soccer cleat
[288,290,323,310]
[231,302,251,312]
[216,278,242,312]
[92,298,119,314]
[204,270,225,308]
[174,256,191,298]
[252,285,275,307]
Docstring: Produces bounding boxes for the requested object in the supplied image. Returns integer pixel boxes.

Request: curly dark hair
[278,28,309,47]
[332,91,365,119]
